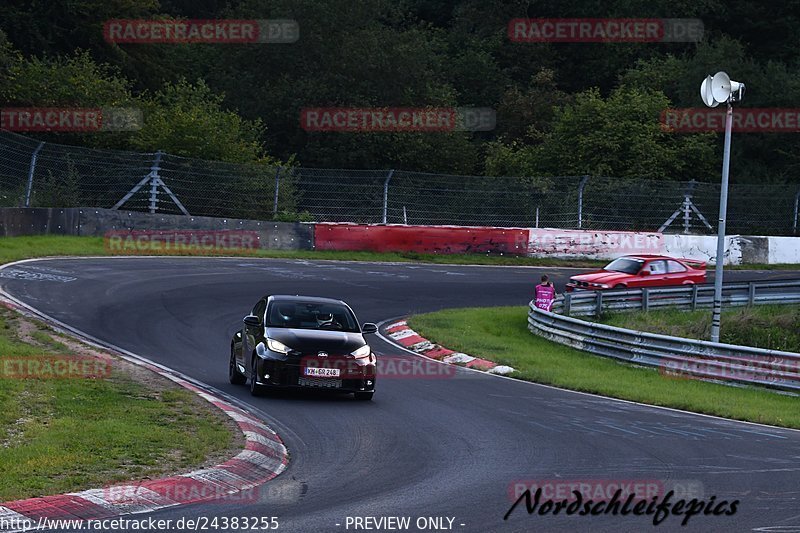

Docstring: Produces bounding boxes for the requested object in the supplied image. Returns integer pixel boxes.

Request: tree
[486,86,716,181]
[130,78,271,163]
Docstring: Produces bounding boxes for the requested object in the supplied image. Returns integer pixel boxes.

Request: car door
[664,259,695,285]
[642,260,669,287]
[243,298,267,373]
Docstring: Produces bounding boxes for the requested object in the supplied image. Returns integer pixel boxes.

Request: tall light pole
[700,72,745,342]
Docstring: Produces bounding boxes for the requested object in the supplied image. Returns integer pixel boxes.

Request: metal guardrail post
[642,289,650,312]
[691,284,699,311]
[382,169,394,224]
[748,282,756,306]
[564,293,572,316]
[148,151,163,214]
[24,141,45,207]
[273,167,281,216]
[595,291,603,318]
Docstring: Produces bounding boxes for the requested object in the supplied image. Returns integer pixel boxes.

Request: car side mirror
[243,315,261,327]
[362,323,378,334]
[640,270,650,277]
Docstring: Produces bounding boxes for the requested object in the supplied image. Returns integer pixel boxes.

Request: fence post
[691,284,699,311]
[595,291,603,318]
[382,169,394,224]
[794,189,799,234]
[564,293,572,316]
[683,180,697,234]
[748,282,756,306]
[148,151,163,214]
[24,142,45,207]
[272,167,281,217]
[403,206,407,225]
[535,206,539,228]
[577,175,589,228]
[642,288,649,312]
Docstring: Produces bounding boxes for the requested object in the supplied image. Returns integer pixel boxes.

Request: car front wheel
[229,348,246,385]
[250,356,264,396]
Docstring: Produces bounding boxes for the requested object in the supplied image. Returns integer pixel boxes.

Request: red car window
[667,260,687,273]
[647,260,667,274]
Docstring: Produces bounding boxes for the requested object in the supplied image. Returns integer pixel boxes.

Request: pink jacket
[534,283,556,311]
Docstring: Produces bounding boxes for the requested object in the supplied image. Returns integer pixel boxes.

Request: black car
[229,295,377,400]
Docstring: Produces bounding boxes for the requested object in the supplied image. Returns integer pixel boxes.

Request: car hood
[570,270,634,285]
[266,328,366,354]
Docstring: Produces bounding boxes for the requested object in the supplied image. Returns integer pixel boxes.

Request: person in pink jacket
[534,274,556,311]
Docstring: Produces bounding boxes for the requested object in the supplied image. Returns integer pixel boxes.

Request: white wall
[524,229,776,265]
[768,236,800,264]
[662,235,742,265]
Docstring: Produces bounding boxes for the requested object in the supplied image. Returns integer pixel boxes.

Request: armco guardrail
[528,281,800,392]
[556,280,800,317]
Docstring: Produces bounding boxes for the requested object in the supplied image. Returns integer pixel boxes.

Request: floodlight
[700,76,719,108]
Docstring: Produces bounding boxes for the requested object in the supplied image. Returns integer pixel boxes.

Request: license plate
[304,367,340,377]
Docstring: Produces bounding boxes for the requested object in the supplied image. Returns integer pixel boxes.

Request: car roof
[622,254,674,260]
[265,295,347,305]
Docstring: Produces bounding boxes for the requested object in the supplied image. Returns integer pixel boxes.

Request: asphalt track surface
[2,257,800,533]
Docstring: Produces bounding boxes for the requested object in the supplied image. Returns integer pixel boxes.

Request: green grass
[408,306,800,429]
[0,308,236,501]
[600,305,800,352]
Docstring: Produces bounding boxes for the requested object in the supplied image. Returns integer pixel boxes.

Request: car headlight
[267,338,291,354]
[351,344,371,359]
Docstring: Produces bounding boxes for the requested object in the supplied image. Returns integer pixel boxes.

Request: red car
[566,255,707,291]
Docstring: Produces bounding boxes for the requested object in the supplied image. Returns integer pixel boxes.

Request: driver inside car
[315,311,341,329]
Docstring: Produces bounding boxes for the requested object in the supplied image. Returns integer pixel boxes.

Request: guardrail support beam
[595,291,603,318]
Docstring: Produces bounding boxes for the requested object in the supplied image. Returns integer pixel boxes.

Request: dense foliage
[1,0,798,184]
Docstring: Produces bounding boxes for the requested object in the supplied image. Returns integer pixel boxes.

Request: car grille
[298,377,342,388]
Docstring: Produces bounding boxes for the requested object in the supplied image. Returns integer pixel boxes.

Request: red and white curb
[384,320,515,375]
[0,300,288,532]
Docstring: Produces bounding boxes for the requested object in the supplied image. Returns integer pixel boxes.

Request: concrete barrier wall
[0,208,314,250]
[315,223,528,255]
[768,236,800,264]
[524,229,744,265]
[2,209,798,264]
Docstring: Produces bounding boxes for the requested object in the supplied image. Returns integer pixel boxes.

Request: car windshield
[266,301,360,332]
[603,258,644,274]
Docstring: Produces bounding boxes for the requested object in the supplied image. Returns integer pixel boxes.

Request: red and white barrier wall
[314,223,529,255]
[314,223,800,265]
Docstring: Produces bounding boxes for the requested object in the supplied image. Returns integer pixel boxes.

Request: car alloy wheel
[229,348,246,385]
[250,356,264,396]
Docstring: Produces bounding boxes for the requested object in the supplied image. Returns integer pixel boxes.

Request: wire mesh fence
[1,129,798,234]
